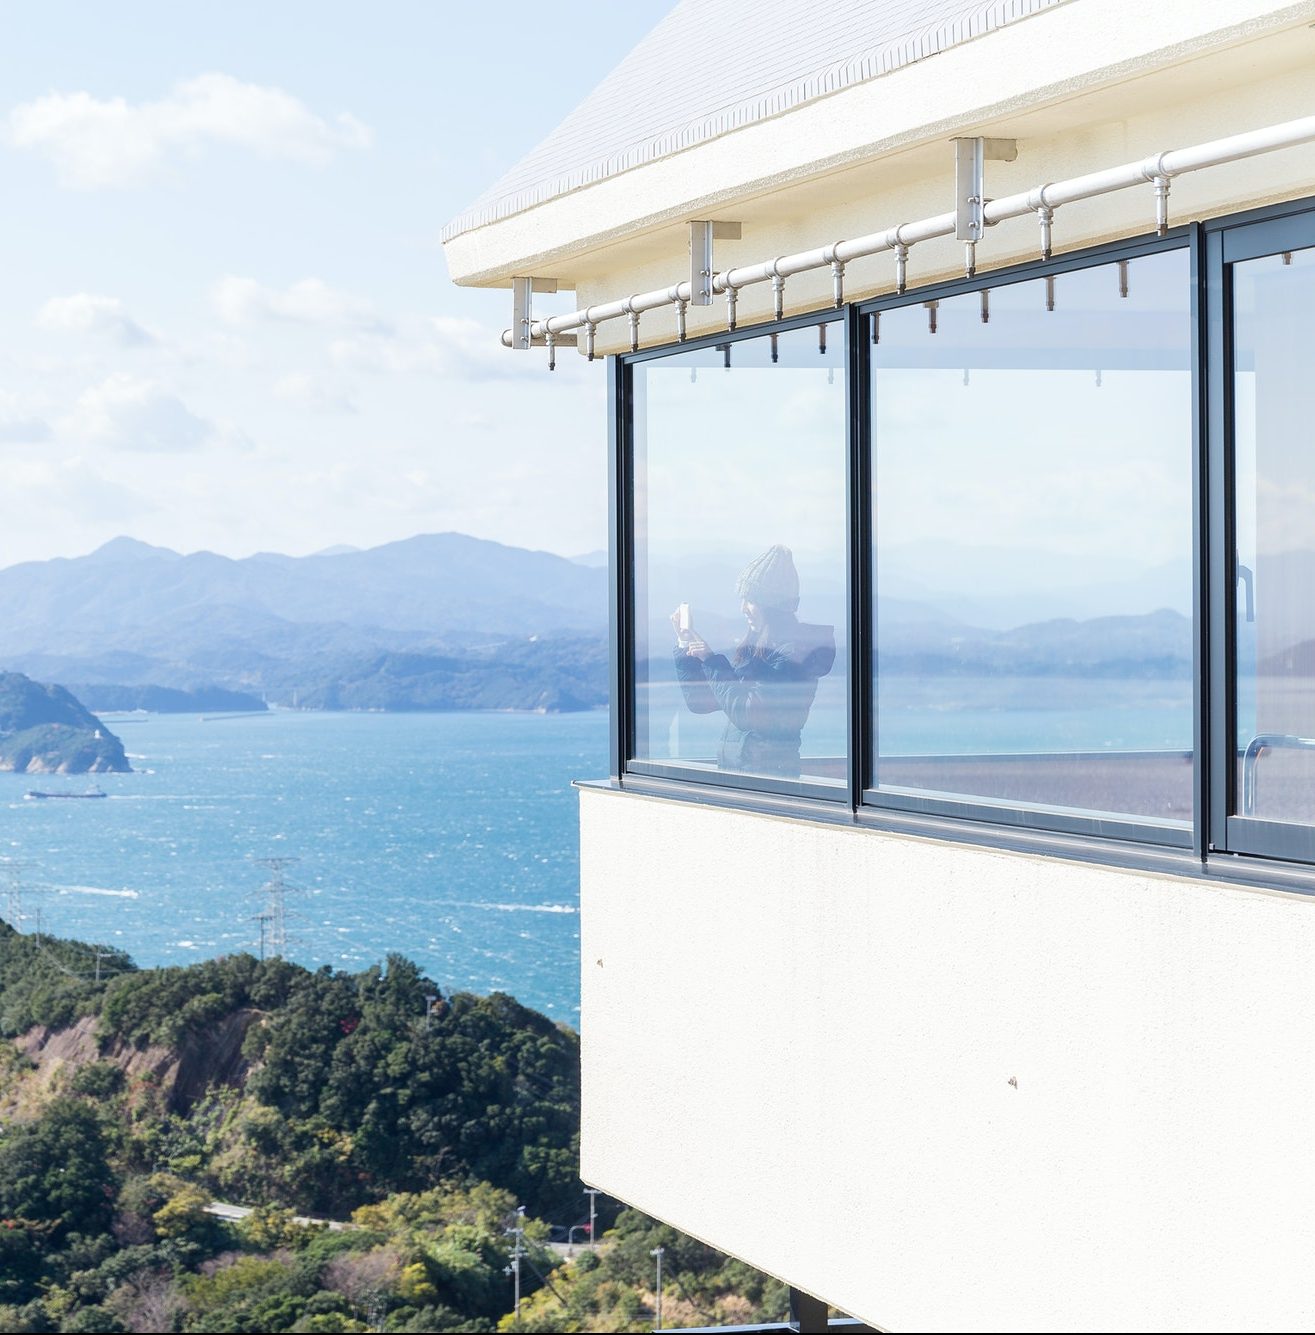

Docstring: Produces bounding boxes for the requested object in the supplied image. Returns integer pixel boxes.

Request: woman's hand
[670,607,696,645]
[671,607,710,658]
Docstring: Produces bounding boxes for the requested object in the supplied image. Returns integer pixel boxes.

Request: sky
[0,1,673,568]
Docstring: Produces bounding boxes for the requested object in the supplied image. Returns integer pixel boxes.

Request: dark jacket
[673,615,836,777]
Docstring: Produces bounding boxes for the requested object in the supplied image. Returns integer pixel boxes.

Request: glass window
[869,249,1194,829]
[630,322,847,791]
[1232,244,1315,826]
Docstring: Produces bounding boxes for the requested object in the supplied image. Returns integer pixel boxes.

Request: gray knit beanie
[736,544,800,612]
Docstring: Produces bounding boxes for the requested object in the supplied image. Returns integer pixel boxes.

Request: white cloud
[64,373,212,452]
[37,292,155,346]
[330,315,576,382]
[0,454,161,569]
[0,416,52,444]
[0,390,54,445]
[213,275,384,330]
[273,371,357,415]
[203,332,253,368]
[7,73,370,188]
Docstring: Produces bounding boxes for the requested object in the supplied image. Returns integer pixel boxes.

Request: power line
[248,856,303,959]
[34,934,129,983]
[520,1245,567,1306]
[2,861,127,983]
[0,857,37,930]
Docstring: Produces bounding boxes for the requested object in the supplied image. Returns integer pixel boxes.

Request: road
[204,1200,353,1232]
[207,1201,589,1251]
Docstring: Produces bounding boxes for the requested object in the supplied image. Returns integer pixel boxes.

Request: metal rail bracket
[954,137,1017,276]
[511,277,561,349]
[953,138,1018,243]
[689,220,743,305]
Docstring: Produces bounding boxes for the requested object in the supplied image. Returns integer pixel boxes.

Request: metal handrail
[1242,733,1315,816]
[500,114,1315,352]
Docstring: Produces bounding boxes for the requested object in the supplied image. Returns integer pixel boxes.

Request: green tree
[182,1253,313,1333]
[0,922,130,1037]
[0,1098,117,1239]
[148,1175,210,1240]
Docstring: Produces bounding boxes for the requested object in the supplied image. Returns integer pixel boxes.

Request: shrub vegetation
[0,926,787,1331]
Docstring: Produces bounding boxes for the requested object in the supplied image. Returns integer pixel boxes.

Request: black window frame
[612,307,852,807]
[856,229,1196,849]
[605,195,1315,890]
[1204,197,1315,867]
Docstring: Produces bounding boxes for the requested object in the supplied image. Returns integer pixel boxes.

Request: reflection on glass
[1233,245,1315,824]
[632,324,847,787]
[672,544,837,776]
[871,250,1193,825]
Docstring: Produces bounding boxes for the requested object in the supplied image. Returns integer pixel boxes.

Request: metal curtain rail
[499,114,1315,356]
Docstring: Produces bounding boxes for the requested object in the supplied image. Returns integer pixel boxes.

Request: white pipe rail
[501,115,1315,355]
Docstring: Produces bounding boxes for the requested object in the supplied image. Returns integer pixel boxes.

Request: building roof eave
[441,0,1073,244]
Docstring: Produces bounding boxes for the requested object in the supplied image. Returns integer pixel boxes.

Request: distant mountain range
[876,540,1192,631]
[876,606,1192,677]
[0,535,609,713]
[0,533,1218,716]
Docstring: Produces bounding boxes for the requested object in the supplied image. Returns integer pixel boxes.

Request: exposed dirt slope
[9,1007,261,1115]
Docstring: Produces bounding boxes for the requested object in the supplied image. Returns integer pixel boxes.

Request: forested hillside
[0,671,130,775]
[0,923,787,1331]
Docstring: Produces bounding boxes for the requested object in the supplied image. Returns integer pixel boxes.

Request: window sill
[577,774,1315,901]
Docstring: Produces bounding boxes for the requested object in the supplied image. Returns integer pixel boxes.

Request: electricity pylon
[250,856,302,959]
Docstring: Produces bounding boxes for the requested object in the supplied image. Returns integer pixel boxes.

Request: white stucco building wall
[581,785,1315,1333]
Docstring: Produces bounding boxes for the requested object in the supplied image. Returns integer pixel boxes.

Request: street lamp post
[584,1187,601,1251]
[650,1245,665,1332]
[504,1205,526,1325]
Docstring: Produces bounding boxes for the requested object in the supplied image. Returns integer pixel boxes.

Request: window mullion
[846,304,871,813]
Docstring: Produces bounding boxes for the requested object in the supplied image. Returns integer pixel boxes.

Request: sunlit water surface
[1,710,607,1022]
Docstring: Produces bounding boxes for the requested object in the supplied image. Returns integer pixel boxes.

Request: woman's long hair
[732,608,796,667]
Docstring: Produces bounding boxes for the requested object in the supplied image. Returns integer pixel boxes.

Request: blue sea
[1,680,1193,1023]
[0,711,608,1023]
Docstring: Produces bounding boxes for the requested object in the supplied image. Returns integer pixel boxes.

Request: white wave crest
[472,901,577,915]
[56,885,140,899]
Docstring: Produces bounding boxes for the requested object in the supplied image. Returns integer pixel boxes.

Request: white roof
[444,0,1072,241]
